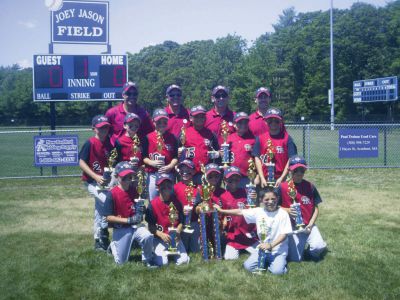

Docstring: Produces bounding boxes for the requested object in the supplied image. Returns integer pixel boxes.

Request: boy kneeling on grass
[214,188,292,275]
[103,161,155,266]
[278,155,327,262]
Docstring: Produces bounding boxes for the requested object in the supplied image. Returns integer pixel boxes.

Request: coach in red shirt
[205,85,236,146]
[164,84,190,138]
[249,87,272,137]
[105,82,154,146]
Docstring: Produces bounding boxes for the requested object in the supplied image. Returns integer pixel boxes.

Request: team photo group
[79,81,327,274]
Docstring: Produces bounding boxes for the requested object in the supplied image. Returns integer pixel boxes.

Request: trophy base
[246,204,256,209]
[165,249,179,256]
[266,181,275,187]
[96,186,109,191]
[252,268,267,275]
[289,227,307,235]
[183,228,194,234]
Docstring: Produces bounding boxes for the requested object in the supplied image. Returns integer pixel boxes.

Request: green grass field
[0,169,399,299]
[0,125,399,178]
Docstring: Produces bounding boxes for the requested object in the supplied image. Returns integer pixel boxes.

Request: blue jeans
[244,249,288,275]
[288,225,327,262]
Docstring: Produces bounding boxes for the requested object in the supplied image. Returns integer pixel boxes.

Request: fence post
[383,126,387,166]
[307,124,311,167]
[39,126,43,176]
[302,124,306,158]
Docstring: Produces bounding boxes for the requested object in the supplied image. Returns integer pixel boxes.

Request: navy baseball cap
[156,173,174,186]
[205,163,221,175]
[178,159,195,170]
[212,85,229,96]
[190,105,207,116]
[255,87,271,98]
[289,155,308,171]
[124,113,141,124]
[122,82,138,93]
[92,115,110,128]
[166,84,182,96]
[115,161,135,177]
[224,166,241,179]
[152,108,169,121]
[264,108,283,121]
[234,112,249,123]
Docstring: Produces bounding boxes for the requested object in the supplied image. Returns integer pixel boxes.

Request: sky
[0,0,390,68]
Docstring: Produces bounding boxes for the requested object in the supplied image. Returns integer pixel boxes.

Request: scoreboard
[353,76,398,103]
[33,54,128,102]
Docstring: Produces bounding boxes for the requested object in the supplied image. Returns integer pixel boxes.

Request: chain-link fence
[0,124,399,179]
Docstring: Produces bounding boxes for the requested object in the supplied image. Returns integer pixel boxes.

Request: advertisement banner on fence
[338,129,379,158]
[34,135,79,167]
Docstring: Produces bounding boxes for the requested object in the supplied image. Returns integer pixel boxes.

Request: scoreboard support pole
[49,43,57,176]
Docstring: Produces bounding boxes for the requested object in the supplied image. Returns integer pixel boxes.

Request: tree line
[0,1,399,126]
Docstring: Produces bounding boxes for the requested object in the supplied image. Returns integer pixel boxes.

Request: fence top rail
[286,123,400,128]
[0,128,91,134]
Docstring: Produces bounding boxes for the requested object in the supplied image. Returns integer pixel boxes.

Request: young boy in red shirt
[145,173,189,266]
[104,162,154,266]
[79,115,113,251]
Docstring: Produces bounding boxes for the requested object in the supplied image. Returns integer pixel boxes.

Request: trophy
[130,134,140,167]
[264,139,275,186]
[183,181,195,234]
[167,202,179,255]
[98,148,117,190]
[246,158,257,208]
[156,130,166,167]
[254,217,268,274]
[199,165,222,260]
[220,120,230,169]
[132,167,145,228]
[288,179,305,232]
[179,126,187,162]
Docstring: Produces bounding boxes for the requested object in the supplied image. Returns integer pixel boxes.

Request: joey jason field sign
[51,1,109,44]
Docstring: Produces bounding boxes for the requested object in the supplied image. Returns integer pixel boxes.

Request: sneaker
[94,239,106,252]
[144,262,159,269]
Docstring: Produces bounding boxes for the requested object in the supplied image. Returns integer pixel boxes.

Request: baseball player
[103,161,155,266]
[174,159,200,253]
[179,105,219,184]
[278,155,327,262]
[105,82,154,146]
[145,173,190,266]
[219,166,258,260]
[205,85,236,146]
[78,115,113,251]
[227,112,257,188]
[249,87,272,137]
[214,187,292,275]
[164,84,190,138]
[143,108,178,201]
[252,108,297,187]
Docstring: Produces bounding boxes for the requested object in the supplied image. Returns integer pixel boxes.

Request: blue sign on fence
[34,135,79,167]
[51,1,109,44]
[338,129,379,158]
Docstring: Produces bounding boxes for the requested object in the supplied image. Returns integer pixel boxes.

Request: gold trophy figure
[167,202,179,254]
[130,134,140,168]
[179,126,187,161]
[220,120,230,169]
[99,148,118,190]
[132,167,146,228]
[183,181,195,234]
[156,130,166,167]
[288,179,305,232]
[254,217,268,273]
[246,158,257,208]
[264,139,275,186]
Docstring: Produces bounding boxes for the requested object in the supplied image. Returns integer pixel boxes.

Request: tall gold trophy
[183,181,195,234]
[156,130,166,167]
[132,166,146,228]
[98,148,117,190]
[264,139,275,186]
[288,179,305,233]
[167,202,179,255]
[246,158,257,208]
[220,120,230,168]
[179,126,187,162]
[254,217,268,274]
[130,134,140,168]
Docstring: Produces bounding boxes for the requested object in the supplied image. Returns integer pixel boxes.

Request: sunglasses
[293,168,306,174]
[125,91,138,97]
[267,119,280,124]
[214,93,228,99]
[168,93,182,98]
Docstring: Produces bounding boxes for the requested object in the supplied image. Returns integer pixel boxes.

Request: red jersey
[146,195,183,234]
[205,108,236,146]
[183,126,218,173]
[144,130,178,173]
[165,105,190,138]
[249,111,269,137]
[174,181,198,222]
[254,131,290,179]
[110,185,139,218]
[280,179,318,226]
[79,136,113,182]
[227,131,255,176]
[105,102,154,146]
[220,188,257,249]
[115,134,144,166]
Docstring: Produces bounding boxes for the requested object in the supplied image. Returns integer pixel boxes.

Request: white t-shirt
[242,207,292,255]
